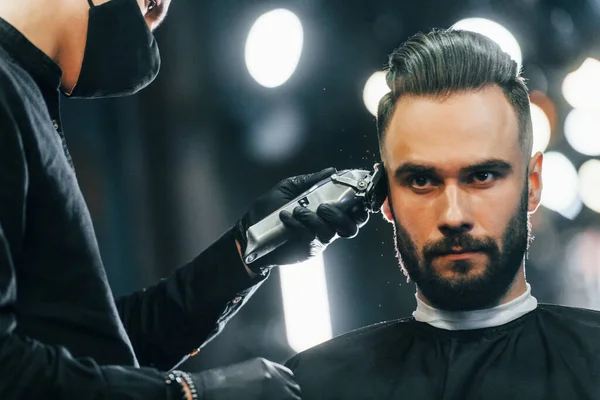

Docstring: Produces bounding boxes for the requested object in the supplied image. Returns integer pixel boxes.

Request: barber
[0,0,368,398]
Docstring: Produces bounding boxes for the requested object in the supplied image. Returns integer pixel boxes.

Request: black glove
[191,357,301,400]
[234,168,369,274]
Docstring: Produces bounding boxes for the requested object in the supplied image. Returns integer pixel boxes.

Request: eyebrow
[394,159,514,180]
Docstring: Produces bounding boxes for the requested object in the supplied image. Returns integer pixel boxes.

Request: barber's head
[0,0,173,98]
[58,0,172,99]
[377,29,543,311]
[93,0,171,34]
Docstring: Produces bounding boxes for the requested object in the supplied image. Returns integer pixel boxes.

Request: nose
[438,184,474,236]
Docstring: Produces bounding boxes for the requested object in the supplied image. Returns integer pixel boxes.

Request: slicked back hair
[376,29,532,160]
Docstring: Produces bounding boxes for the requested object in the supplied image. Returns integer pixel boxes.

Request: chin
[433,257,488,280]
[411,261,517,311]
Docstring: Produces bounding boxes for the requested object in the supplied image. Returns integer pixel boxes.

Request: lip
[437,252,480,260]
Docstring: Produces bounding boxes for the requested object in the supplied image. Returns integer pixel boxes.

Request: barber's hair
[376,28,533,158]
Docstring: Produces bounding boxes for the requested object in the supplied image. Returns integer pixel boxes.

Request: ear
[527,152,544,213]
[381,197,394,223]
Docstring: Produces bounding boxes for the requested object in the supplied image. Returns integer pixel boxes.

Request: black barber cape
[0,17,264,399]
[286,304,600,399]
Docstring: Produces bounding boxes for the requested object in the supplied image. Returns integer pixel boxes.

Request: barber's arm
[0,77,302,400]
[0,90,170,399]
[115,227,266,370]
[0,220,297,400]
[116,168,369,370]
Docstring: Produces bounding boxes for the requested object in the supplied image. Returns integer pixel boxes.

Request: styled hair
[376,28,532,158]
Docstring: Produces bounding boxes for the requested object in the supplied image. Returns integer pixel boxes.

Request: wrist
[165,371,199,400]
[233,221,270,277]
[236,239,258,279]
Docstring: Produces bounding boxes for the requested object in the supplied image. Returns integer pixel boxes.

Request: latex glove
[191,357,301,400]
[234,168,369,275]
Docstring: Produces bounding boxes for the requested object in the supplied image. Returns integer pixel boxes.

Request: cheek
[475,194,502,216]
[466,186,523,244]
[135,0,146,13]
[389,186,433,247]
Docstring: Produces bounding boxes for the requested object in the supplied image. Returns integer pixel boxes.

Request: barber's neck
[0,0,90,91]
[416,264,528,310]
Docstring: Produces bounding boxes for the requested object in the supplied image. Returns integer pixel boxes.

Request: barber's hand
[191,357,301,400]
[234,168,369,274]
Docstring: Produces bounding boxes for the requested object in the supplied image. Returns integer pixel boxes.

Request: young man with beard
[285,29,600,399]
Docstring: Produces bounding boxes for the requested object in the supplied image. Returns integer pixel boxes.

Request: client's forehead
[383,87,522,172]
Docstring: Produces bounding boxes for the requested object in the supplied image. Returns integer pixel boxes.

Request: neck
[412,266,538,330]
[413,280,538,331]
[0,0,90,91]
[416,264,528,310]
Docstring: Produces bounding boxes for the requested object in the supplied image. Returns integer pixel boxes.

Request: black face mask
[65,0,161,99]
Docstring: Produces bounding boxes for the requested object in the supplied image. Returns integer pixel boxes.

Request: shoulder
[537,303,600,328]
[0,51,28,108]
[0,50,45,141]
[285,317,414,371]
[534,304,600,372]
[0,48,45,108]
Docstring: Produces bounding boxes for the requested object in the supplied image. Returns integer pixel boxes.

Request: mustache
[423,234,497,259]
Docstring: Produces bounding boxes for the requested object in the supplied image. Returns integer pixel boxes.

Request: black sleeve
[0,84,170,399]
[116,228,269,370]
[284,353,301,371]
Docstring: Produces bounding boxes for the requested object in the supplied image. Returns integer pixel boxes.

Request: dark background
[60,0,600,371]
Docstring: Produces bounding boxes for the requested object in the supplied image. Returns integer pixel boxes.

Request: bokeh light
[562,57,600,110]
[451,18,522,70]
[541,152,581,219]
[363,71,390,116]
[247,105,305,163]
[280,255,332,352]
[245,9,304,88]
[578,159,600,213]
[530,103,551,154]
[564,109,600,156]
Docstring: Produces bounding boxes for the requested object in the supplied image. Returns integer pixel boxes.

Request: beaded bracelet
[165,370,199,400]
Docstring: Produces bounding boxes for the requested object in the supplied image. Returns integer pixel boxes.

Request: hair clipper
[243,163,388,265]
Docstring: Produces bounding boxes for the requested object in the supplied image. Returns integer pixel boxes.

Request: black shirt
[0,17,263,399]
[286,304,600,399]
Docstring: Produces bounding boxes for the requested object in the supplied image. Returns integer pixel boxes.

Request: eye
[409,175,434,189]
[148,0,157,11]
[469,171,498,184]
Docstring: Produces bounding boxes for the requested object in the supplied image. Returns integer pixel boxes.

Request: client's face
[381,87,541,311]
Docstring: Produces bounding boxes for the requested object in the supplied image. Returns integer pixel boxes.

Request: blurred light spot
[363,71,390,116]
[451,18,522,70]
[561,197,583,220]
[530,90,557,134]
[564,109,600,156]
[280,255,332,352]
[530,103,551,154]
[247,105,305,163]
[245,9,304,88]
[562,229,600,311]
[562,58,600,110]
[541,152,580,219]
[579,159,600,213]
[550,8,574,37]
[592,0,600,15]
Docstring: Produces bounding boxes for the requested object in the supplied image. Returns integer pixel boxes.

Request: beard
[390,182,533,311]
